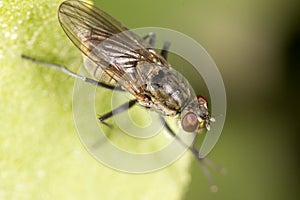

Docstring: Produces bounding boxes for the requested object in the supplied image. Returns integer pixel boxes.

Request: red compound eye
[196,95,208,105]
[181,112,198,132]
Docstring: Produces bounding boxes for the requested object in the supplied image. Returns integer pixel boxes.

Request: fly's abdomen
[83,56,119,86]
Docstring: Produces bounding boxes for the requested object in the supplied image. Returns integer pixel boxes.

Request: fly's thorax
[136,61,193,115]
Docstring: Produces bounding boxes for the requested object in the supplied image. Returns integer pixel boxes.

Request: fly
[22,0,224,191]
[57,0,214,133]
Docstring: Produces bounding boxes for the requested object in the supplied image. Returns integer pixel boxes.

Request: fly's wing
[58,0,169,95]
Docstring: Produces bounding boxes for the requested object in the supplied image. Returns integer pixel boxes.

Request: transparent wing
[58,0,169,93]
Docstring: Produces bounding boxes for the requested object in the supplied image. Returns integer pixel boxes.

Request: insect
[22,0,223,191]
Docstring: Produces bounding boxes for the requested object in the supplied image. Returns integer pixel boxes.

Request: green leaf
[0,0,192,199]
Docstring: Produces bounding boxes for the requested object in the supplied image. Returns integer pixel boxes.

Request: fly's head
[180,95,215,134]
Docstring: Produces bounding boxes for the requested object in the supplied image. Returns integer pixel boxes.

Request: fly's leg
[143,32,170,60]
[21,54,123,91]
[160,116,225,192]
[90,99,137,149]
[98,99,137,122]
[92,99,137,149]
[21,55,138,119]
[143,32,156,46]
[160,41,170,60]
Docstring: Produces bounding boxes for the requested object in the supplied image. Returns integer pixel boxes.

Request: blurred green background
[1,0,300,199]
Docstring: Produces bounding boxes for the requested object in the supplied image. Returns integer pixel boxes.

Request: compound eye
[197,95,208,108]
[181,112,198,132]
